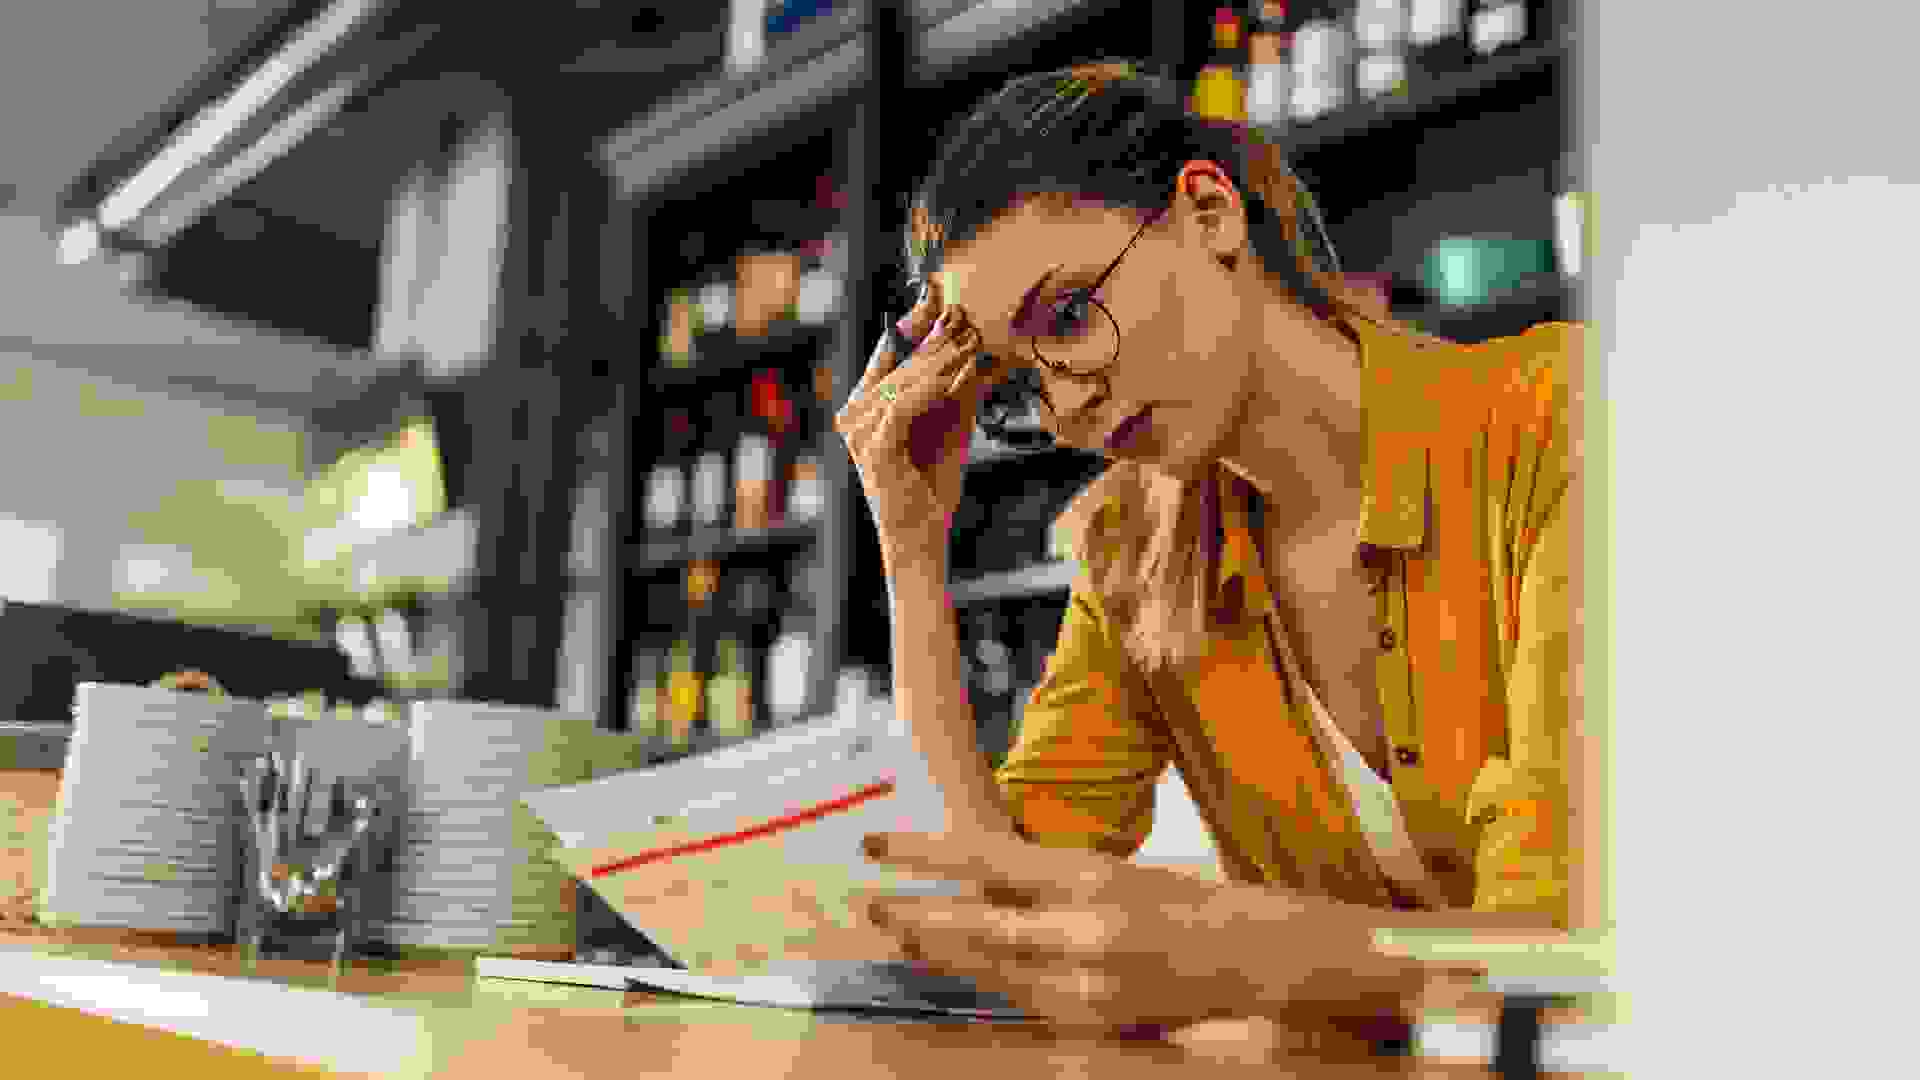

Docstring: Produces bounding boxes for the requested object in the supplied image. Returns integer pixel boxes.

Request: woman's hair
[905,59,1449,672]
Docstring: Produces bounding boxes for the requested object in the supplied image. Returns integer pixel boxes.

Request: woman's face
[934,194,1263,468]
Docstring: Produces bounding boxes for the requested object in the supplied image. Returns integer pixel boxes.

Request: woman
[834,61,1580,1037]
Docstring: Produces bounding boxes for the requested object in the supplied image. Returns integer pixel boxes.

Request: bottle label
[1358,51,1409,99]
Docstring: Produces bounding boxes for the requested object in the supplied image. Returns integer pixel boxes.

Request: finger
[852,288,942,399]
[862,832,1121,903]
[866,897,1121,961]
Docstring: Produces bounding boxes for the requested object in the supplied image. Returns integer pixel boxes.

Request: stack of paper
[43,683,274,934]
[373,701,594,951]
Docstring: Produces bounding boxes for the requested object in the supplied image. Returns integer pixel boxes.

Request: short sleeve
[993,583,1172,858]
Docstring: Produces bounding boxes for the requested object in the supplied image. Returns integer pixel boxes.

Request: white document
[522,699,970,978]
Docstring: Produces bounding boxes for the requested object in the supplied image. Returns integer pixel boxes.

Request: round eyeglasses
[1021,207,1162,416]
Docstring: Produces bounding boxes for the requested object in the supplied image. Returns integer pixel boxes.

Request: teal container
[1422,236,1556,307]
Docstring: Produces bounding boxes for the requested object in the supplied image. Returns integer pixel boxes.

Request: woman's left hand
[857,832,1422,1037]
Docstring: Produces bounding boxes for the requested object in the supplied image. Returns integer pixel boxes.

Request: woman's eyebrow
[1011,266,1060,329]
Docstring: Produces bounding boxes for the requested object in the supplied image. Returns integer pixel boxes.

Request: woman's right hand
[833,286,993,577]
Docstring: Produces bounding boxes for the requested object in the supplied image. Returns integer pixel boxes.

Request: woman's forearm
[884,555,1020,836]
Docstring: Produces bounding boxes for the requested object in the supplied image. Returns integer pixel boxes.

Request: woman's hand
[855,831,1425,1040]
[833,287,993,576]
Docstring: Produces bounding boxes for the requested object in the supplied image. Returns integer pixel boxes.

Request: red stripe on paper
[588,777,897,878]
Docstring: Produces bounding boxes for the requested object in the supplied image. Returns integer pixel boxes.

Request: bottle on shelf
[735,237,803,340]
[705,634,753,740]
[796,230,846,328]
[627,638,668,741]
[1247,2,1295,133]
[730,567,780,735]
[1405,0,1473,77]
[696,271,735,342]
[1468,0,1531,56]
[760,369,801,526]
[642,408,697,538]
[785,453,824,526]
[692,394,736,534]
[1353,0,1412,102]
[1190,6,1249,127]
[736,373,785,533]
[668,560,723,749]
[661,287,698,371]
[1290,1,1356,124]
[766,550,823,727]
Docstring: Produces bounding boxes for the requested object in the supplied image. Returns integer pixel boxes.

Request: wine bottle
[661,287,697,370]
[1190,6,1249,126]
[706,634,752,740]
[692,395,735,534]
[1468,0,1528,56]
[643,408,696,537]
[785,453,824,525]
[735,375,778,533]
[1291,1,1354,123]
[1406,0,1472,76]
[1353,0,1411,102]
[1247,2,1294,133]
[628,641,666,741]
[665,634,701,750]
[796,230,845,327]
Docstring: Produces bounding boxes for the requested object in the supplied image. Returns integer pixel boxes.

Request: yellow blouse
[994,316,1581,926]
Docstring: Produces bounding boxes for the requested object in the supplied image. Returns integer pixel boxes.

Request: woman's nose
[1041,371,1106,421]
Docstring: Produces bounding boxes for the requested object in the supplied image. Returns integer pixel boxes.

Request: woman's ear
[1173,161,1250,274]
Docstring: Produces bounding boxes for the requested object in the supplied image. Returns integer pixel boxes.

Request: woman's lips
[1105,408,1153,452]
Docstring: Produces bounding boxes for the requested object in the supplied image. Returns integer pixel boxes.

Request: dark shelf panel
[629,522,821,574]
[1287,31,1575,161]
[648,322,836,394]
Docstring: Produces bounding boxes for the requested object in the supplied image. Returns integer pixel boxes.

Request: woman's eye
[1046,291,1094,337]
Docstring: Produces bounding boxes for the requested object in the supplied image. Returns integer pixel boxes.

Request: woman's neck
[1219,297,1367,547]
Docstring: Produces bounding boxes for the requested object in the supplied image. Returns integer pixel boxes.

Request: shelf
[649,322,836,394]
[630,522,821,573]
[952,560,1077,606]
[600,0,1115,201]
[1287,31,1575,159]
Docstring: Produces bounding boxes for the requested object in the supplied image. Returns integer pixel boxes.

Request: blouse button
[1378,626,1398,651]
[1393,746,1420,767]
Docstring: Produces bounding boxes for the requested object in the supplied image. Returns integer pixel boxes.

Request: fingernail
[930,313,950,339]
[895,315,916,339]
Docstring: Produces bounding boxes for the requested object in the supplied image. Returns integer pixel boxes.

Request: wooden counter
[0,926,1615,1078]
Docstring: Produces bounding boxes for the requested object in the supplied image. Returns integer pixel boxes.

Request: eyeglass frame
[1016,204,1167,419]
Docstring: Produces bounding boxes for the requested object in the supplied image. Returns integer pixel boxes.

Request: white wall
[1599,2,1919,1076]
[0,355,309,620]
